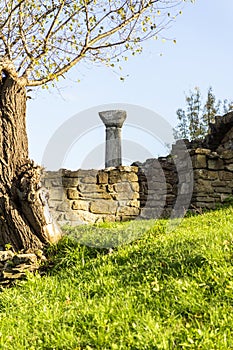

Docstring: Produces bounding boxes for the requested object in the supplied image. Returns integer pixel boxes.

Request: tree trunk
[0,75,61,252]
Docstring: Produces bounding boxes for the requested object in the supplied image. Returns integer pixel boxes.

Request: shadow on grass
[42,236,108,271]
[43,230,210,285]
[109,242,209,285]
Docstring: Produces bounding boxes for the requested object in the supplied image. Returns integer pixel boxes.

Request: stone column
[99,110,127,168]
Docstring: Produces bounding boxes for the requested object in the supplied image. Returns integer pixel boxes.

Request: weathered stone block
[97,171,108,184]
[62,177,80,188]
[108,171,121,184]
[193,169,219,180]
[193,180,213,194]
[117,206,140,216]
[57,201,71,212]
[50,179,63,187]
[194,148,212,155]
[208,158,224,170]
[62,170,80,178]
[213,187,232,194]
[44,171,62,179]
[65,210,96,224]
[121,172,138,182]
[72,200,89,211]
[111,192,138,200]
[195,196,215,203]
[219,171,233,181]
[114,182,132,193]
[118,165,138,172]
[42,179,52,188]
[43,178,63,188]
[47,199,60,209]
[49,188,65,200]
[134,192,140,200]
[225,164,233,171]
[194,202,216,210]
[90,200,118,214]
[80,176,97,184]
[221,150,233,160]
[67,189,82,199]
[130,182,140,192]
[86,192,112,200]
[212,180,227,187]
[79,169,98,177]
[208,151,219,158]
[78,184,99,193]
[127,199,140,208]
[192,154,207,169]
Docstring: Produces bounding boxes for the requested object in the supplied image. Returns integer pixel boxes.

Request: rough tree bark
[0,74,61,252]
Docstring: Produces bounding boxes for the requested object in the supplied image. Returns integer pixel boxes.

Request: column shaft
[105,127,122,167]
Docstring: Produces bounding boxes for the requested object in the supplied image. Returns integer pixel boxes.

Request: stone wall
[134,145,233,217]
[191,148,233,209]
[133,141,193,219]
[43,112,233,225]
[187,111,233,210]
[132,157,177,219]
[43,166,140,226]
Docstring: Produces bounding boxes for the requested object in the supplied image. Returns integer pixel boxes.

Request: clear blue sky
[27,0,233,170]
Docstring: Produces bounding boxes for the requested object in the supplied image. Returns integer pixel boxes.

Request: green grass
[1,207,233,349]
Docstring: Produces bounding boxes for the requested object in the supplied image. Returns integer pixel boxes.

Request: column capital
[99,110,127,128]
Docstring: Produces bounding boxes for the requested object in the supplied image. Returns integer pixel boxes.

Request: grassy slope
[0,207,233,349]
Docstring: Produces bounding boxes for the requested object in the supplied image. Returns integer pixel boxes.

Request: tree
[173,108,188,139]
[174,86,233,140]
[0,0,187,252]
[202,86,220,126]
[186,86,203,139]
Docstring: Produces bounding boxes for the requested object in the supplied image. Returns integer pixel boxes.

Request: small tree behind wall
[174,86,233,141]
[0,0,191,252]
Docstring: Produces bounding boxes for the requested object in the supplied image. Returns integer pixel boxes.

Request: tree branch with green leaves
[0,0,188,87]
